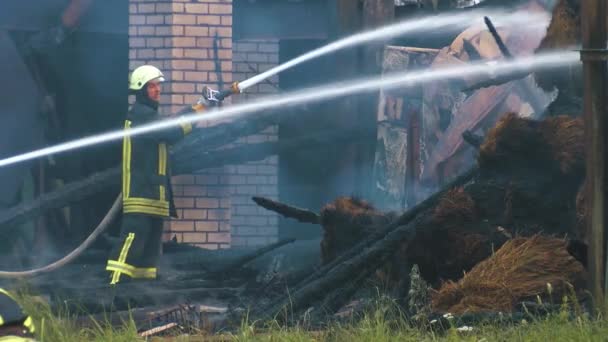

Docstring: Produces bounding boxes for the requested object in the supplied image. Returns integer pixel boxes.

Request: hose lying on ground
[0,194,121,278]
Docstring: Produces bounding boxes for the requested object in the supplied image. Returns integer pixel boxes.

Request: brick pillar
[130,0,280,249]
[130,0,233,250]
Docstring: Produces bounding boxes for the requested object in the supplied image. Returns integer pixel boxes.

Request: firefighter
[0,288,36,341]
[105,65,201,285]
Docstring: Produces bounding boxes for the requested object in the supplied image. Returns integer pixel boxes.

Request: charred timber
[251,197,320,224]
[208,238,296,275]
[0,126,371,229]
[258,167,477,318]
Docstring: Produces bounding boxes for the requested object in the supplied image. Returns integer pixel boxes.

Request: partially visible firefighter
[105,65,216,285]
[0,288,36,341]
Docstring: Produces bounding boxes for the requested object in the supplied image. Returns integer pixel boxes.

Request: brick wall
[129,0,279,249]
[229,40,280,247]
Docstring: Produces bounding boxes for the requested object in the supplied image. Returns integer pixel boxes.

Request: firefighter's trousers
[105,214,164,284]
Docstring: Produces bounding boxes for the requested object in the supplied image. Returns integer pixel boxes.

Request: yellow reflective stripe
[123,205,169,217]
[110,233,135,284]
[23,316,34,333]
[180,122,192,135]
[124,197,169,208]
[122,120,132,199]
[158,143,167,201]
[106,261,156,279]
[0,315,4,325]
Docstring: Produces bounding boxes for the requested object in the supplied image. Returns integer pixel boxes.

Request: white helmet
[129,65,165,90]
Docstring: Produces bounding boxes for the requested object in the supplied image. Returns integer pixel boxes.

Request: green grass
[10,291,608,342]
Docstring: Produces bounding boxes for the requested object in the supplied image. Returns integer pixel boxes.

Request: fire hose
[0,82,242,278]
[0,194,121,278]
[0,61,269,277]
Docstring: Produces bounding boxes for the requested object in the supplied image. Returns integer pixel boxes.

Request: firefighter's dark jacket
[122,101,193,218]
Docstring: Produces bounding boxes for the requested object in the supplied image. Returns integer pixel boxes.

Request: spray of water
[0,51,579,169]
[238,10,549,91]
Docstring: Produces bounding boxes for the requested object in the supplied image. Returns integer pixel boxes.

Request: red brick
[130,38,145,48]
[184,71,208,82]
[183,185,205,196]
[197,15,221,25]
[221,38,232,48]
[185,26,210,36]
[154,3,173,13]
[219,221,230,231]
[195,175,218,185]
[172,71,184,81]
[210,27,232,37]
[172,82,196,93]
[171,3,185,13]
[147,15,165,25]
[196,38,214,48]
[168,221,195,232]
[220,61,232,71]
[174,14,197,25]
[138,3,155,13]
[209,4,231,14]
[184,94,200,105]
[220,16,232,26]
[183,209,207,220]
[216,49,232,60]
[207,232,230,243]
[137,49,155,59]
[220,198,231,209]
[129,4,138,14]
[146,38,164,48]
[174,197,195,208]
[196,198,219,208]
[184,49,209,59]
[185,3,209,14]
[206,187,230,197]
[172,60,196,70]
[208,209,230,220]
[171,48,184,58]
[220,244,230,249]
[195,221,219,232]
[137,26,155,36]
[172,175,195,184]
[131,15,146,25]
[174,37,195,48]
[183,232,207,243]
[196,60,215,71]
[155,27,171,36]
[171,25,184,36]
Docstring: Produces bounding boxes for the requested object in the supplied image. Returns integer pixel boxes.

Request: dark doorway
[278,39,361,240]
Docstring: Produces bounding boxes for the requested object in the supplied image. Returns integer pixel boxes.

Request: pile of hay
[432,187,477,228]
[431,235,585,314]
[319,197,393,264]
[478,113,584,177]
[534,0,582,92]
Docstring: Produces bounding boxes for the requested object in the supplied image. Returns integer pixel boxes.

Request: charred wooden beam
[252,197,320,224]
[268,213,432,320]
[209,238,296,274]
[0,167,120,228]
[0,123,370,230]
[258,167,477,318]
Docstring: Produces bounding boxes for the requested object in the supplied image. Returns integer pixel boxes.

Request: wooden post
[581,0,608,312]
[359,0,395,199]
